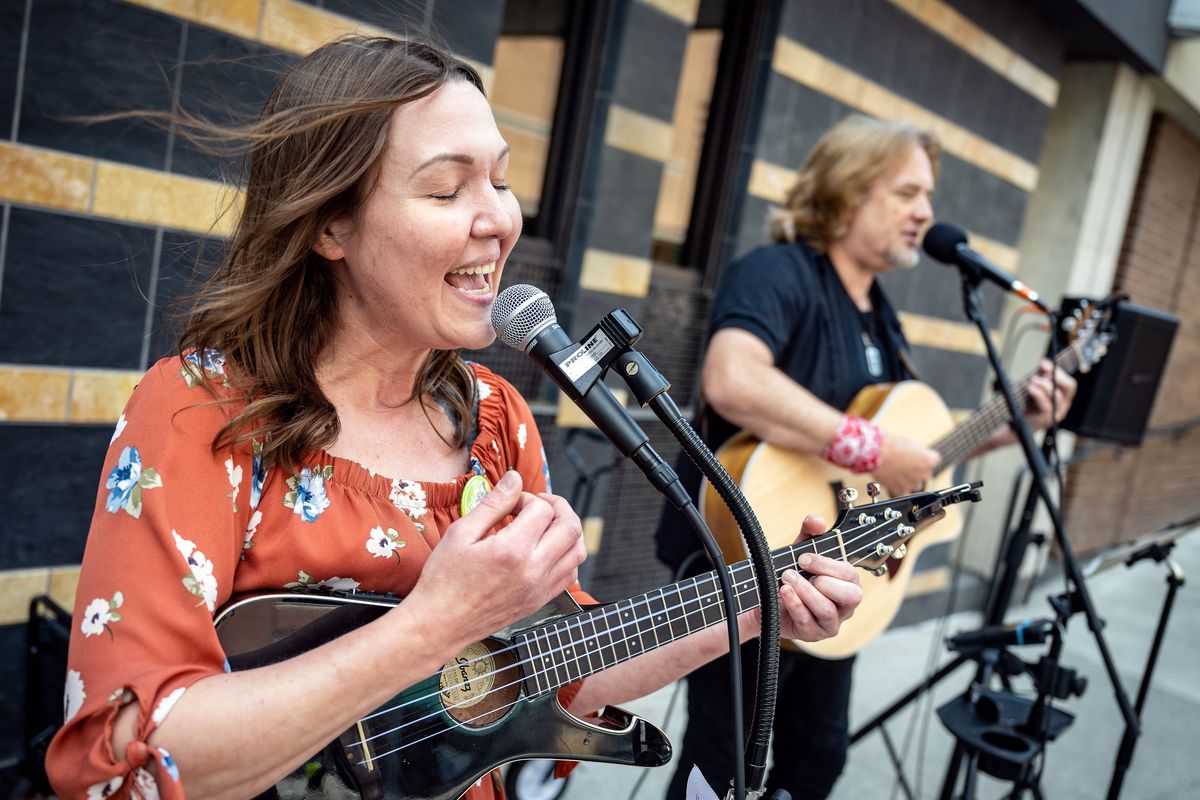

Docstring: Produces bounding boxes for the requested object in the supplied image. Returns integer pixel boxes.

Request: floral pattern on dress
[517,423,528,450]
[285,466,332,523]
[105,446,162,519]
[80,592,124,639]
[477,378,492,401]
[110,414,127,445]
[389,479,428,531]
[284,571,360,592]
[180,348,228,388]
[151,687,186,725]
[64,669,85,723]
[242,510,263,558]
[87,776,123,800]
[225,458,243,513]
[366,526,407,562]
[172,531,218,612]
[249,441,267,510]
[131,767,159,800]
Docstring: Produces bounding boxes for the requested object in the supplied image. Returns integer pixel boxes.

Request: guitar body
[704,381,961,659]
[213,591,671,800]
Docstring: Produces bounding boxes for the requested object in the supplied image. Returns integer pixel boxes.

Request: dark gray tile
[569,288,647,344]
[0,209,155,368]
[323,0,430,38]
[20,0,181,168]
[0,624,27,762]
[781,0,864,67]
[431,0,504,65]
[731,193,773,262]
[172,26,295,182]
[908,344,990,410]
[147,233,223,361]
[0,424,113,569]
[586,146,663,262]
[609,0,688,124]
[934,153,1028,248]
[0,0,26,141]
[756,73,847,169]
[945,0,1066,76]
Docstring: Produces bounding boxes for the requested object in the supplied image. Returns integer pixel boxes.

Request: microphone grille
[922,221,968,264]
[491,284,557,351]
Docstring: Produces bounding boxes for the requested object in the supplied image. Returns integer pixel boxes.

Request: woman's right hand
[401,470,587,654]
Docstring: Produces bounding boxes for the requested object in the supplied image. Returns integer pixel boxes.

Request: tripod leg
[960,751,981,800]
[879,725,916,800]
[938,742,965,800]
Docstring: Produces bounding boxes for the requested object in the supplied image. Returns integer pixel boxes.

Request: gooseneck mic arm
[491,285,755,800]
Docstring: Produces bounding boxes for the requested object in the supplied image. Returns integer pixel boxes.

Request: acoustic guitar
[703,312,1111,659]
[214,485,979,800]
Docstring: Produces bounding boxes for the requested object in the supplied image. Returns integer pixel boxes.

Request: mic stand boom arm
[613,347,784,800]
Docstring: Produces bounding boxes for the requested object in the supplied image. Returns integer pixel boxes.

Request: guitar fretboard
[514,506,916,696]
[932,343,1082,470]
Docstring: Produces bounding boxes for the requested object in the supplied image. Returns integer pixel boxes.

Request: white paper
[685,765,723,800]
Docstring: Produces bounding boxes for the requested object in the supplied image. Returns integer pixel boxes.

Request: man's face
[839,145,935,272]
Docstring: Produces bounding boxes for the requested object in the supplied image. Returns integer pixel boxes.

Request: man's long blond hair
[770,114,940,250]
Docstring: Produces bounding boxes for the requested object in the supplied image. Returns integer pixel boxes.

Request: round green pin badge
[460,473,492,516]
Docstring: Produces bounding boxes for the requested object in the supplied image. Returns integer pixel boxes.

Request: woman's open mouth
[445,262,496,297]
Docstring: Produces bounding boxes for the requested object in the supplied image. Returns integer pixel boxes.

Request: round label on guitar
[439,642,496,713]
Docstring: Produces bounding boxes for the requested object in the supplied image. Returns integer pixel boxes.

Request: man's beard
[886,245,921,270]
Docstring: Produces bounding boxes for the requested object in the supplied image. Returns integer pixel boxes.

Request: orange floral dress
[46,352,578,800]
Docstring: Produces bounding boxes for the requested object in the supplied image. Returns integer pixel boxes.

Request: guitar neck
[932,344,1081,470]
[516,534,835,696]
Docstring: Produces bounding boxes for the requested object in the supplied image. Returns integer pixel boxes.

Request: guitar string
[354,539,890,766]
[348,515,904,756]
[356,511,897,731]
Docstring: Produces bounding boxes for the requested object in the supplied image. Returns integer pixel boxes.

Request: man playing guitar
[656,114,1076,800]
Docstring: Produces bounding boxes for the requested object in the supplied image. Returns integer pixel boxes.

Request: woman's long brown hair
[177,36,483,470]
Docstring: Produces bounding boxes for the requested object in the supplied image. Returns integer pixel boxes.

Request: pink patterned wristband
[822,414,883,473]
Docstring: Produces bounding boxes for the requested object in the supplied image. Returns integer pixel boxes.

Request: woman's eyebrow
[410,144,511,178]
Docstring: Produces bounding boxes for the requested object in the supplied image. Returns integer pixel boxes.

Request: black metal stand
[936,269,1138,799]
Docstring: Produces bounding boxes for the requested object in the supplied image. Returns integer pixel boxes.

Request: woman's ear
[313,222,347,262]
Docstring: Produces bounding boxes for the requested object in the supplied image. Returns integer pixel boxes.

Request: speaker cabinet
[1060,299,1179,446]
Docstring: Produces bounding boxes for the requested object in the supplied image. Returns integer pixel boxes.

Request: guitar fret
[645,589,668,648]
[623,598,646,657]
[662,586,689,642]
[520,632,549,696]
[543,627,567,690]
[555,620,583,684]
[678,579,703,632]
[609,601,633,664]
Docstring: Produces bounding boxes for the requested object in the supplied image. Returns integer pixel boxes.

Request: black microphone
[947,617,1055,651]
[491,284,691,508]
[923,222,1050,313]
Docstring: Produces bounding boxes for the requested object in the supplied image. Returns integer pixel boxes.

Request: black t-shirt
[656,239,911,573]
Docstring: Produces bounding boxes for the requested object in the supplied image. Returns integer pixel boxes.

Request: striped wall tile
[746,156,1022,273]
[0,142,241,236]
[48,565,83,615]
[639,0,700,26]
[897,311,989,356]
[126,0,494,92]
[579,248,654,298]
[605,105,675,164]
[0,565,82,625]
[583,516,605,554]
[771,37,1039,192]
[0,364,141,424]
[555,389,630,429]
[889,0,1058,106]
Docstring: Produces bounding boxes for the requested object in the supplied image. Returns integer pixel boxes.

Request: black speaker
[1060,299,1179,446]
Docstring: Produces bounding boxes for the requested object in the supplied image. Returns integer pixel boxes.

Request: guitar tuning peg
[875,543,894,557]
[893,544,908,560]
[866,482,882,499]
[870,564,888,577]
[838,487,858,507]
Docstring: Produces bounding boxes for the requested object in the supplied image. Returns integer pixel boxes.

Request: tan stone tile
[605,105,674,163]
[641,0,700,26]
[0,568,50,626]
[260,0,382,55]
[69,370,142,424]
[0,366,71,422]
[747,159,796,204]
[48,566,83,615]
[0,142,93,213]
[125,0,261,40]
[555,389,629,429]
[92,162,242,236]
[579,249,653,298]
[583,517,604,555]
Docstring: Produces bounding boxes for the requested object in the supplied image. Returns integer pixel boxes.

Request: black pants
[664,639,855,800]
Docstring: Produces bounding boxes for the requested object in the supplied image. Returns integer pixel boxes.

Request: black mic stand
[937,266,1140,799]
[607,335,788,800]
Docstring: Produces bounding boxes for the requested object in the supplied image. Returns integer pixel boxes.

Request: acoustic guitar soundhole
[438,638,520,726]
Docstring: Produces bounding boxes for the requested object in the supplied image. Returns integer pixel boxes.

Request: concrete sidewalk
[554,528,1200,799]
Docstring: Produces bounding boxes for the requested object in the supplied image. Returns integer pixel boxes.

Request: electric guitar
[214,485,980,800]
[703,310,1111,659]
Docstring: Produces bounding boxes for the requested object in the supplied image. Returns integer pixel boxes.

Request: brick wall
[1063,116,1200,554]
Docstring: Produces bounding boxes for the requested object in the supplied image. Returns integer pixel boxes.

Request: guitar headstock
[821,482,984,576]
[1060,299,1114,374]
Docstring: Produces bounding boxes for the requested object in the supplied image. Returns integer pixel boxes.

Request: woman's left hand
[776,515,863,642]
[1024,358,1077,430]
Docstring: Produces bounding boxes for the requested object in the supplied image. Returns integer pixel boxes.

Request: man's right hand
[873,434,940,496]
